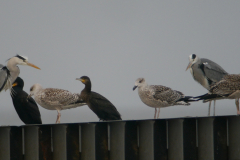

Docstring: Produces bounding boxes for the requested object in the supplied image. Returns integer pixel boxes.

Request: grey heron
[186,54,228,116]
[0,55,40,94]
[76,76,122,121]
[196,74,240,115]
[133,78,194,119]
[11,77,42,124]
[28,83,86,123]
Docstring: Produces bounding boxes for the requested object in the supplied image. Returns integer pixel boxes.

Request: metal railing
[0,115,240,160]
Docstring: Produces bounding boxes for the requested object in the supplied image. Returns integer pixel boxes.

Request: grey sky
[0,1,240,125]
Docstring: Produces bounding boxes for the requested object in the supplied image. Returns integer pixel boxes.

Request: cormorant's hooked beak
[186,62,193,71]
[26,62,41,70]
[12,82,17,87]
[133,85,137,91]
[76,78,85,83]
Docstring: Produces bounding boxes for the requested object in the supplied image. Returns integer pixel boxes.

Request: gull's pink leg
[157,108,160,118]
[213,100,216,116]
[154,108,157,119]
[56,110,61,123]
[208,101,212,116]
[235,98,240,115]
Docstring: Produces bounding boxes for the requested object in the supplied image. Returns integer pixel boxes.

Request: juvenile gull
[195,74,240,115]
[11,77,42,124]
[133,78,194,119]
[28,83,86,123]
[0,55,40,94]
[186,54,228,116]
[76,76,122,121]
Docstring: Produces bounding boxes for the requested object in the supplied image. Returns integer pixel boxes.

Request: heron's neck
[7,59,19,72]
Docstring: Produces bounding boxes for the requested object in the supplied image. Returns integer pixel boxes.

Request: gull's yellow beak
[26,62,41,70]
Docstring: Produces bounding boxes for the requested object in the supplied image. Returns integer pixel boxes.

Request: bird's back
[200,58,228,82]
[11,88,42,124]
[35,88,81,110]
[87,91,122,120]
[138,84,188,107]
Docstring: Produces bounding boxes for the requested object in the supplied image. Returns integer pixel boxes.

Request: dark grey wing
[153,85,183,103]
[199,58,228,83]
[0,66,10,92]
[90,92,122,120]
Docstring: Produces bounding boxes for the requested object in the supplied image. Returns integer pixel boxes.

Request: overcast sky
[0,1,240,125]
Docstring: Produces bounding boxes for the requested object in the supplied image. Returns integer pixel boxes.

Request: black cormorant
[76,76,122,121]
[11,77,42,124]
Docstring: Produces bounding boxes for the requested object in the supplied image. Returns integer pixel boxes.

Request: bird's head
[12,77,24,89]
[76,76,90,84]
[186,54,199,71]
[28,83,42,99]
[8,55,41,70]
[133,78,145,91]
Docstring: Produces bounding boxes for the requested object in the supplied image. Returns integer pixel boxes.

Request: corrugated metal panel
[228,116,240,159]
[0,116,240,159]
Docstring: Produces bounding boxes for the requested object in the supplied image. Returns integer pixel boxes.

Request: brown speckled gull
[196,74,240,115]
[133,78,194,119]
[28,83,86,123]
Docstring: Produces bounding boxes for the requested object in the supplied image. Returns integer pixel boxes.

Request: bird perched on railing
[133,78,196,119]
[11,77,42,124]
[0,55,40,94]
[28,83,86,123]
[76,76,122,121]
[186,54,228,116]
[195,74,240,115]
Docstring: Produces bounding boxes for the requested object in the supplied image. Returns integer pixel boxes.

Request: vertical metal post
[168,118,196,160]
[0,127,11,160]
[228,116,240,159]
[0,127,23,160]
[109,121,138,160]
[213,117,227,159]
[24,126,39,160]
[81,122,108,160]
[139,120,154,160]
[52,124,67,160]
[168,119,184,160]
[198,117,214,160]
[81,123,96,160]
[109,121,125,160]
[198,117,227,160]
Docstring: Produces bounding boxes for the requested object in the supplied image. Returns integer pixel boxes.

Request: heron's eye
[30,87,33,91]
[139,80,143,83]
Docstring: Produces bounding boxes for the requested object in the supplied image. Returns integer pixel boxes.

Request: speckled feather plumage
[209,74,240,96]
[30,84,85,110]
[135,78,190,108]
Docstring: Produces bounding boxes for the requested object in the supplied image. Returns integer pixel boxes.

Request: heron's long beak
[26,62,41,70]
[133,85,137,91]
[186,62,192,71]
[12,82,17,87]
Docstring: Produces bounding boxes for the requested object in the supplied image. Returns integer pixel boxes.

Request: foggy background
[0,1,240,125]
